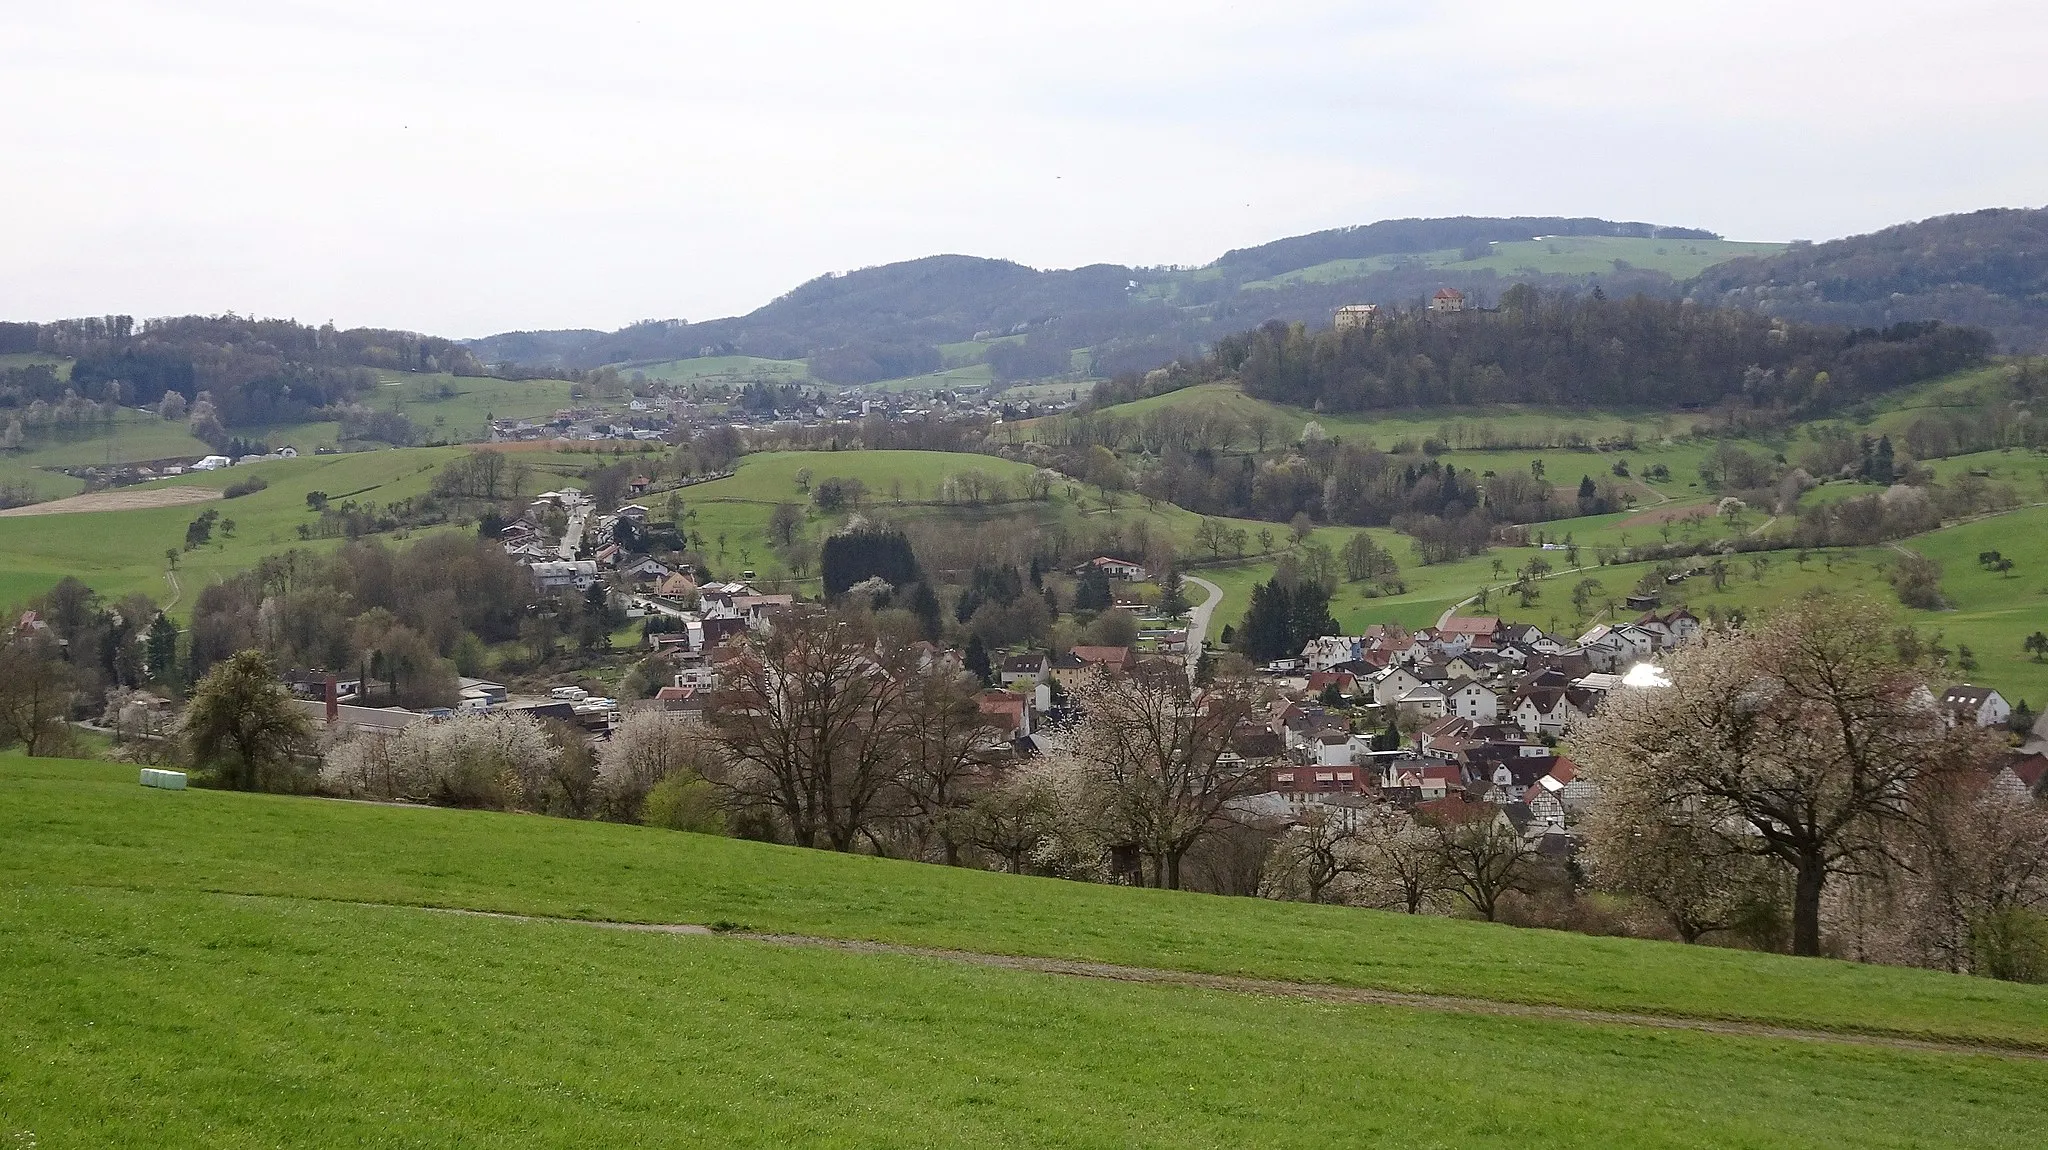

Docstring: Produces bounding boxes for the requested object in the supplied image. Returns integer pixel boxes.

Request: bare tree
[895,663,1005,865]
[1575,595,1995,956]
[0,634,77,757]
[1423,805,1541,921]
[1064,665,1260,889]
[1262,806,1366,904]
[1351,803,1451,914]
[710,611,911,852]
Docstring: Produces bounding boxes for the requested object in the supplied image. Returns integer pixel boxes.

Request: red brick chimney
[325,674,339,723]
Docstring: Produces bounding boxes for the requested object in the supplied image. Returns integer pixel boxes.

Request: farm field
[622,355,811,386]
[1239,235,1787,290]
[7,755,2048,1048]
[360,370,580,442]
[0,447,466,613]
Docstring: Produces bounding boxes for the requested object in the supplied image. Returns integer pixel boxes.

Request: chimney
[325,674,339,723]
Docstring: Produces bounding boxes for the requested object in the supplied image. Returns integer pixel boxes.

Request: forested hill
[1688,207,2048,352]
[1101,288,1992,415]
[0,315,487,434]
[465,216,1733,382]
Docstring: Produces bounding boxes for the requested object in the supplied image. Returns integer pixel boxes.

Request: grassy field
[0,447,466,612]
[8,755,2048,1043]
[1240,236,1787,290]
[5,756,2048,1146]
[622,355,812,386]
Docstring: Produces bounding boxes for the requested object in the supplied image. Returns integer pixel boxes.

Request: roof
[1434,287,1465,299]
[1438,616,1500,636]
[1070,645,1133,667]
[1001,653,1049,672]
[1942,684,2001,706]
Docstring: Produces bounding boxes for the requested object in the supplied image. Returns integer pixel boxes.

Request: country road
[1184,575,1222,680]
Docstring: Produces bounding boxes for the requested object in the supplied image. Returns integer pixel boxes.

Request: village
[254,478,2047,881]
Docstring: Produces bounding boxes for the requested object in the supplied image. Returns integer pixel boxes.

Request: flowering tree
[1575,595,1996,956]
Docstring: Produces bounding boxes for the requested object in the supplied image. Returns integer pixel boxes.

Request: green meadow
[1239,235,1787,290]
[0,448,466,612]
[3,756,2046,1147]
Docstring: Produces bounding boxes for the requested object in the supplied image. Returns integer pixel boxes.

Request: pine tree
[964,634,993,686]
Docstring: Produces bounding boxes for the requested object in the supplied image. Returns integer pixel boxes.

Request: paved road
[1184,575,1223,680]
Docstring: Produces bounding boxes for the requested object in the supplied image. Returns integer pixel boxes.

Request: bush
[222,474,269,499]
[1972,909,2048,983]
[641,773,726,834]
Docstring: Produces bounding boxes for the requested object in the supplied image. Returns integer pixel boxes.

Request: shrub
[222,474,269,499]
[641,773,725,834]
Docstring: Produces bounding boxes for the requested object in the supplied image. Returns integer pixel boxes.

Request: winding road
[1183,575,1223,680]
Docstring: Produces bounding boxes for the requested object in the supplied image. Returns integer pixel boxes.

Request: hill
[464,216,1750,385]
[5,755,2047,1145]
[1690,207,2048,352]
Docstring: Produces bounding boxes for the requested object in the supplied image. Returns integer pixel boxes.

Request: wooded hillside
[1690,207,2048,351]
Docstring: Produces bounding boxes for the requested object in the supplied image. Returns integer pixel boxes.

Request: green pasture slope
[1241,235,1787,290]
[3,757,2046,1147]
[0,448,466,612]
[622,355,812,386]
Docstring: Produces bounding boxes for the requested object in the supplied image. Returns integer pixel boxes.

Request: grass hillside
[1243,235,1785,290]
[0,447,466,611]
[4,756,2046,1146]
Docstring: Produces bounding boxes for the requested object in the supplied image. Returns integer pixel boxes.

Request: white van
[550,686,588,702]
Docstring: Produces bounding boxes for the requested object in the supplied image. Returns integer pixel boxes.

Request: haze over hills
[468,206,2048,387]
[466,216,1767,384]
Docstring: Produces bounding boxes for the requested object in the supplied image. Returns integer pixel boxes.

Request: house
[530,560,599,593]
[618,556,675,584]
[192,455,232,471]
[1438,615,1502,649]
[1443,679,1500,723]
[1301,635,1359,673]
[1332,303,1380,330]
[1373,665,1426,708]
[1077,556,1149,581]
[1430,287,1466,313]
[1941,684,2012,728]
[1308,733,1356,768]
[653,572,699,599]
[1991,752,2048,801]
[1511,688,1573,738]
[1000,651,1051,690]
[978,690,1033,740]
[1069,645,1134,676]
[1635,607,1702,650]
[648,685,708,719]
[1305,670,1359,700]
[1396,684,1447,720]
[1268,761,1367,802]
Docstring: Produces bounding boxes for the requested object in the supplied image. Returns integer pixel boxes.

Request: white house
[1301,636,1358,673]
[1443,678,1500,723]
[1512,689,1573,738]
[1079,556,1149,581]
[192,455,232,471]
[1397,684,1448,720]
[1373,666,1426,708]
[1941,685,2012,728]
[530,560,599,592]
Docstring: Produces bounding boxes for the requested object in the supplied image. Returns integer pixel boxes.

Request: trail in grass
[270,894,2048,1062]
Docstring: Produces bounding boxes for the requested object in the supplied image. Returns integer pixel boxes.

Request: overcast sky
[4,0,2044,337]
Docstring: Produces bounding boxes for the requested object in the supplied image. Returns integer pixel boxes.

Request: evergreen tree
[964,634,993,686]
[907,582,942,642]
[1158,561,1189,617]
[144,613,180,683]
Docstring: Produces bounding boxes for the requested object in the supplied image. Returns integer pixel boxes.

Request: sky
[4,0,2045,337]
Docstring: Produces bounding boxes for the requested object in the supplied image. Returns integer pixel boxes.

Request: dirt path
[0,485,221,517]
[306,899,2045,1062]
